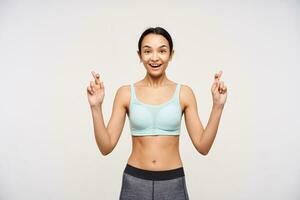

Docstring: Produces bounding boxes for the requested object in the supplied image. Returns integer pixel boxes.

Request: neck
[142,73,170,87]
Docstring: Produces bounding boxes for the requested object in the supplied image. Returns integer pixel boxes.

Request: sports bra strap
[130,83,136,101]
[175,83,181,100]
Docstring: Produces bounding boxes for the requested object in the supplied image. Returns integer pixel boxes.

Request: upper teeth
[151,64,160,66]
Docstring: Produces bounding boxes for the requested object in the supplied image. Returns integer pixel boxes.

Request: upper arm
[107,85,129,151]
[181,84,205,154]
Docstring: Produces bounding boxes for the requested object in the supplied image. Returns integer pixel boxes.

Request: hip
[119,163,189,200]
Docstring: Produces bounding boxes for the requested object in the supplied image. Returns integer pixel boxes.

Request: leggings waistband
[124,164,185,181]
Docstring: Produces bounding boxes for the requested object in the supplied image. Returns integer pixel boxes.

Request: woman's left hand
[211,70,227,107]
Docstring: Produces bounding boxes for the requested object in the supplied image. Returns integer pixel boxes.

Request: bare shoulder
[115,84,131,111]
[180,84,197,111]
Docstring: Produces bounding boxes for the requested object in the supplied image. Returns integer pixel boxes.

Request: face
[138,33,174,76]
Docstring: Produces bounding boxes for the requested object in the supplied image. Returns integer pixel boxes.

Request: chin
[148,70,166,76]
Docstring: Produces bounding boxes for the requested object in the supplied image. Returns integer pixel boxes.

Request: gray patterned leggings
[119,164,189,200]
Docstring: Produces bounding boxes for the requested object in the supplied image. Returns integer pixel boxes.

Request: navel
[152,160,157,164]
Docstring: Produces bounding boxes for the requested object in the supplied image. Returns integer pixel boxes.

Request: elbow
[99,144,113,156]
[101,152,110,156]
[196,133,209,156]
[196,143,209,156]
[196,147,209,156]
[200,150,209,156]
[97,139,113,156]
[100,149,112,156]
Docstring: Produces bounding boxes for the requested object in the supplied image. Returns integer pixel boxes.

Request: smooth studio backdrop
[0,0,299,199]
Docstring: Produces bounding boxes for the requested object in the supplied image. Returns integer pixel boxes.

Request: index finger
[91,71,100,84]
[91,71,96,78]
[214,70,223,80]
[92,71,100,78]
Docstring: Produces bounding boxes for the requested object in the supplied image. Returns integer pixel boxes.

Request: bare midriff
[127,134,183,171]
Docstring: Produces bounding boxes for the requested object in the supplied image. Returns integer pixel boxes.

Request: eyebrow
[142,45,168,48]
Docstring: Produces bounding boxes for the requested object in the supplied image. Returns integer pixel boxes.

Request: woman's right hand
[87,71,105,108]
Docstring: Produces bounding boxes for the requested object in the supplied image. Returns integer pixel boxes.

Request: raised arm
[87,71,128,156]
[182,71,227,155]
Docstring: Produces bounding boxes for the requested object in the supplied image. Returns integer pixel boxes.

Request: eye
[144,50,151,54]
[160,50,167,54]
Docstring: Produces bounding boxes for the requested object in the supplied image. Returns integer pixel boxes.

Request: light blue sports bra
[129,83,183,136]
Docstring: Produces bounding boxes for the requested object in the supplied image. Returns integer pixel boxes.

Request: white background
[0,0,299,199]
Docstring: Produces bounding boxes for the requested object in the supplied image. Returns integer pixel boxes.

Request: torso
[128,136,183,170]
[125,80,186,171]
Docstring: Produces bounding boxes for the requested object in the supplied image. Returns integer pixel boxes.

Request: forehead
[141,34,169,48]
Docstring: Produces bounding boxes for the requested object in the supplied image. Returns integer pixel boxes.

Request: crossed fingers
[88,71,102,94]
[214,70,227,94]
[91,71,101,85]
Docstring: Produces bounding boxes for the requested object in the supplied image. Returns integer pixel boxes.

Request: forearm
[90,106,112,155]
[199,104,224,155]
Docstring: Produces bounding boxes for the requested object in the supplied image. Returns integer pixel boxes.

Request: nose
[150,52,159,61]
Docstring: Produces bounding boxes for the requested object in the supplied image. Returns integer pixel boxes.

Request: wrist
[212,103,224,110]
[90,104,102,111]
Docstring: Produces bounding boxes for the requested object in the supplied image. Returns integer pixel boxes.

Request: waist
[129,135,182,170]
[124,163,185,181]
[128,151,183,171]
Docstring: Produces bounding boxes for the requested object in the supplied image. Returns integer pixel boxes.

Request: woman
[87,27,227,200]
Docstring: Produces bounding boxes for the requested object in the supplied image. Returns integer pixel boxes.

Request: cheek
[161,55,171,61]
[140,55,150,61]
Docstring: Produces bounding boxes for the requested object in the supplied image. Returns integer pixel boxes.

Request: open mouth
[149,63,162,68]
